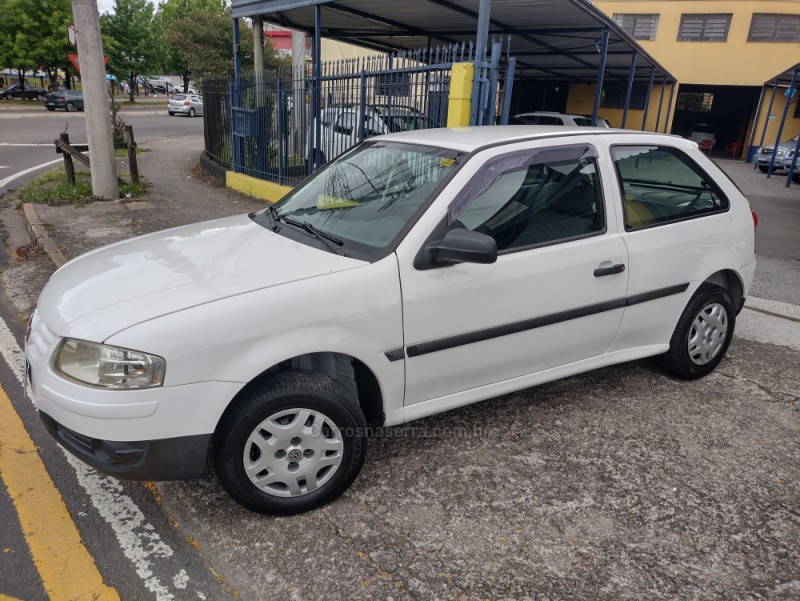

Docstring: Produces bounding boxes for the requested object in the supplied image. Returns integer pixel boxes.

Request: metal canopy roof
[767,62,800,86]
[230,0,675,83]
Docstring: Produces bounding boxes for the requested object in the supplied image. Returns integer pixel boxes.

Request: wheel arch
[215,351,385,438]
[703,269,745,313]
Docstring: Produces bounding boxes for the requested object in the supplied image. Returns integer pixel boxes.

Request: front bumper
[40,411,211,480]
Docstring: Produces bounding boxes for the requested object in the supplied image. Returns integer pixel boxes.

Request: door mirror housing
[430,228,497,267]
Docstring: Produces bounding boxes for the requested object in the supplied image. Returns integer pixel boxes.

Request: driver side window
[451,147,605,252]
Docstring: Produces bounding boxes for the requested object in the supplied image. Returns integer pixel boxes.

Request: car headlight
[54,339,166,389]
[776,149,787,157]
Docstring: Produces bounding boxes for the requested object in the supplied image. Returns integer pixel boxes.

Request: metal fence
[203,44,474,187]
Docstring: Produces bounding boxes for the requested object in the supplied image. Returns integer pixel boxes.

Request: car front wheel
[661,284,735,380]
[757,165,769,173]
[214,370,368,515]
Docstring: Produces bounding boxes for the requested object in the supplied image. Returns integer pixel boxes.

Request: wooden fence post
[60,132,75,184]
[125,125,139,184]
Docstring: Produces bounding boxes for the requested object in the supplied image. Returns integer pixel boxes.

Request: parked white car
[310,104,433,163]
[510,111,611,127]
[27,127,756,515]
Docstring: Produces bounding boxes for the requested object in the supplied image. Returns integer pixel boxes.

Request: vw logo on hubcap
[287,449,303,462]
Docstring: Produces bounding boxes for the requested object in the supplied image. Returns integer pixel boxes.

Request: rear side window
[612,146,729,230]
[450,144,605,252]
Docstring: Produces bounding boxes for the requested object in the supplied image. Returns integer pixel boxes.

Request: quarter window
[748,14,800,42]
[612,146,729,231]
[450,145,604,252]
[613,14,660,41]
[678,14,732,42]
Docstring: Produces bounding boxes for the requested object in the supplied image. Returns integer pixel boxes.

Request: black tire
[36,94,44,100]
[188,108,195,118]
[46,107,55,111]
[214,370,368,515]
[792,173,800,184]
[757,165,769,173]
[65,102,75,112]
[661,284,735,380]
[168,111,174,116]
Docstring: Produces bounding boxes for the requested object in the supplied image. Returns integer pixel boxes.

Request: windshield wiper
[282,216,346,255]
[266,204,281,232]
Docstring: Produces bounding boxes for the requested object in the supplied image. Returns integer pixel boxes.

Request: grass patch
[12,166,147,207]
[114,147,149,157]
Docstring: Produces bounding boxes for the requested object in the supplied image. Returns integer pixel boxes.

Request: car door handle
[594,263,626,277]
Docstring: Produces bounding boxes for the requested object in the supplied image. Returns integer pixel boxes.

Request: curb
[22,203,67,268]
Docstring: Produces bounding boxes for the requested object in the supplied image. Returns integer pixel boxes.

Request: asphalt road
[0,107,203,197]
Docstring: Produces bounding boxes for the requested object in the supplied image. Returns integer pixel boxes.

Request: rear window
[612,145,729,230]
[172,94,187,101]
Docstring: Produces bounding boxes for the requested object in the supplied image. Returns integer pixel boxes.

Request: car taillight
[752,210,758,229]
[184,101,190,106]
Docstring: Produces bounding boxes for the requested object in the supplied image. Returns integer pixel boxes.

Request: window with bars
[748,14,800,42]
[678,14,732,41]
[613,14,659,40]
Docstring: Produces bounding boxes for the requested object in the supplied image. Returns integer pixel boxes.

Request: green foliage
[0,0,73,88]
[102,0,166,101]
[162,8,238,80]
[14,167,147,206]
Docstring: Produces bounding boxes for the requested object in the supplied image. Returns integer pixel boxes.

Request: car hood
[37,214,365,340]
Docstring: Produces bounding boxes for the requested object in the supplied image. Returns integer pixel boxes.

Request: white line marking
[0,158,62,187]
[0,316,189,600]
[0,143,56,146]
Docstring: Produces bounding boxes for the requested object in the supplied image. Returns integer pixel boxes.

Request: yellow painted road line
[0,386,120,601]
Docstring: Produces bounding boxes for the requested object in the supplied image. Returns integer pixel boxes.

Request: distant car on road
[43,90,84,112]
[0,84,47,100]
[168,93,203,117]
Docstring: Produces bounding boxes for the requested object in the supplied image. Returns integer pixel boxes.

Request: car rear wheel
[47,107,55,111]
[757,165,769,173]
[214,370,368,515]
[65,102,75,112]
[188,108,195,118]
[661,284,735,380]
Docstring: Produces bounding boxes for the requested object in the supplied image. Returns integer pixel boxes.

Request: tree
[0,0,73,90]
[157,0,227,92]
[102,0,164,101]
[162,9,288,85]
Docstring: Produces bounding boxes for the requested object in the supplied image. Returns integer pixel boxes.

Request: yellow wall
[566,81,678,132]
[594,0,800,86]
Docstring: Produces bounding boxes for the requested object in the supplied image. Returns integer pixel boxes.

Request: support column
[641,66,655,131]
[663,81,676,134]
[470,0,492,125]
[71,0,118,199]
[767,69,797,177]
[447,63,474,127]
[591,29,609,127]
[621,52,637,129]
[233,18,241,82]
[746,86,766,163]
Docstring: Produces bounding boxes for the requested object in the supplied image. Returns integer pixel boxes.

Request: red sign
[68,54,109,73]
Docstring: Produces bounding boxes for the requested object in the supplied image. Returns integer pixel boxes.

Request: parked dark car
[0,84,47,100]
[44,90,84,112]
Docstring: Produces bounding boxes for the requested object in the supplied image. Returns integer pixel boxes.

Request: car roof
[371,125,657,152]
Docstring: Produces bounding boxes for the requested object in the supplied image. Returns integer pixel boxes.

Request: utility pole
[71,0,118,199]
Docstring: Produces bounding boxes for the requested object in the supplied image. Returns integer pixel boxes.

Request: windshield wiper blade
[282,216,346,254]
[266,204,281,232]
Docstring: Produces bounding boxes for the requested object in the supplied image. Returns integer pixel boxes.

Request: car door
[396,139,629,406]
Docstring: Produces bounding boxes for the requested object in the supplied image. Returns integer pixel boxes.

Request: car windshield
[267,142,463,254]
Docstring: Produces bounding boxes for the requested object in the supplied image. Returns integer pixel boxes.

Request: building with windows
[585,0,800,156]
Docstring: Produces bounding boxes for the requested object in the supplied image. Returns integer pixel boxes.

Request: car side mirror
[430,228,497,266]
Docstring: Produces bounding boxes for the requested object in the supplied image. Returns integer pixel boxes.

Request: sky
[96,0,163,16]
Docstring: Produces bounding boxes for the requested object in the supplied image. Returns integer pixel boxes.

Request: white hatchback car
[26,127,756,515]
[168,93,202,117]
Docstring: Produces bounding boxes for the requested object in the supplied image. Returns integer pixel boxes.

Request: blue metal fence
[204,45,466,186]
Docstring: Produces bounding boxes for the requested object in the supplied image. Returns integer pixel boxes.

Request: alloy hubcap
[243,408,344,498]
[687,302,728,366]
